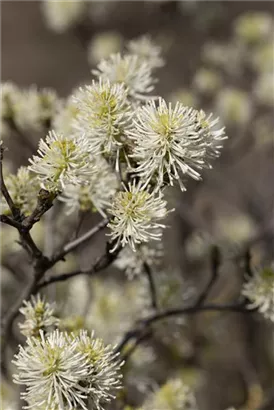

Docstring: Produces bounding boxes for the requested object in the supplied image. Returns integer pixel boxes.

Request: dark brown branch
[115,302,250,358]
[21,189,57,231]
[37,243,122,290]
[0,214,22,229]
[0,145,21,220]
[143,262,158,310]
[196,245,221,306]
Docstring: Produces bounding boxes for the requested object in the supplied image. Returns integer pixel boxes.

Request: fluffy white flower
[107,180,170,251]
[42,0,86,33]
[72,79,132,159]
[12,329,92,410]
[114,242,163,279]
[242,268,274,322]
[139,377,198,410]
[93,53,156,100]
[29,130,96,192]
[126,35,164,69]
[1,167,40,216]
[76,330,124,407]
[13,329,123,410]
[128,98,226,191]
[19,294,59,338]
[59,156,119,216]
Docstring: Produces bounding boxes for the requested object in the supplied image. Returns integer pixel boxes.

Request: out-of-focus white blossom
[15,87,59,131]
[249,41,274,73]
[215,88,252,125]
[1,167,40,216]
[59,156,119,216]
[114,242,163,279]
[19,294,59,337]
[107,180,170,252]
[41,0,86,33]
[87,31,123,64]
[234,12,273,44]
[169,88,197,108]
[1,84,59,132]
[193,67,222,94]
[93,53,156,100]
[129,98,226,191]
[13,328,123,410]
[242,268,274,322]
[72,79,132,159]
[29,130,96,192]
[53,92,80,136]
[126,35,164,69]
[85,278,147,344]
[253,72,274,106]
[138,377,198,410]
[1,82,20,121]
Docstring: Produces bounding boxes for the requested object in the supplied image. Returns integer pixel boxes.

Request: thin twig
[196,245,221,305]
[37,243,122,290]
[143,262,158,310]
[115,302,250,358]
[51,218,109,263]
[0,145,21,220]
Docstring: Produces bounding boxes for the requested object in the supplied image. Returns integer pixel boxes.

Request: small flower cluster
[29,130,95,192]
[107,181,170,252]
[242,267,274,322]
[1,167,40,216]
[1,83,59,133]
[19,294,59,337]
[138,377,198,410]
[13,295,123,410]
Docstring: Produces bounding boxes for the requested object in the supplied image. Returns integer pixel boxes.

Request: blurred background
[1,1,274,410]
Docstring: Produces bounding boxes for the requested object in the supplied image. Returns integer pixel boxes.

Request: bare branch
[0,145,21,220]
[37,243,122,290]
[143,262,158,310]
[51,218,109,263]
[0,214,22,229]
[196,245,221,305]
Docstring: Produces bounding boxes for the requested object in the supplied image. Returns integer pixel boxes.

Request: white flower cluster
[19,294,59,338]
[1,167,40,216]
[72,79,132,160]
[13,295,124,410]
[242,267,274,322]
[128,99,226,191]
[138,377,198,410]
[2,35,225,253]
[29,130,95,192]
[107,181,170,252]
